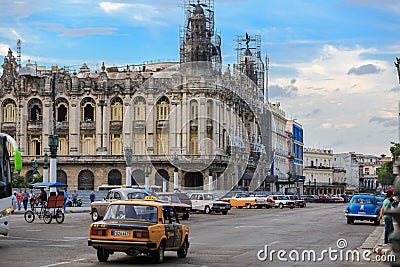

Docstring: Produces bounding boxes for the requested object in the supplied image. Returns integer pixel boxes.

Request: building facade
[0,0,272,192]
[304,148,346,195]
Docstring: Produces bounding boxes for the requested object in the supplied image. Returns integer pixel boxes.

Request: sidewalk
[361,223,393,257]
[12,206,91,215]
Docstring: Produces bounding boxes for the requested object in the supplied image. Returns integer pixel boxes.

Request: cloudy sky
[0,0,399,156]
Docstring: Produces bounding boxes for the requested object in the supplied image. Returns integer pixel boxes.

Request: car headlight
[0,207,11,218]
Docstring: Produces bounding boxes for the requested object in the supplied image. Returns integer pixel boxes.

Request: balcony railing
[56,121,69,130]
[27,121,43,130]
[80,121,95,130]
[1,122,16,131]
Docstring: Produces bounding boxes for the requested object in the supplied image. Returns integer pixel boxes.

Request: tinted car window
[105,204,158,223]
[127,192,147,199]
[114,192,121,200]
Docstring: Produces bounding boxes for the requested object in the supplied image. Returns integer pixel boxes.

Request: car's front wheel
[222,210,228,215]
[97,248,109,262]
[373,219,380,226]
[347,217,354,224]
[278,203,284,209]
[182,213,189,220]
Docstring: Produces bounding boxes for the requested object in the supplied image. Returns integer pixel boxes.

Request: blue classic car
[345,195,381,226]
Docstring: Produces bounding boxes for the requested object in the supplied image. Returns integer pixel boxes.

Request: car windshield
[352,198,373,204]
[158,195,181,203]
[104,204,158,223]
[278,196,289,200]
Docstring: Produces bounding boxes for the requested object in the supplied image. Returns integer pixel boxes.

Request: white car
[266,195,295,209]
[189,193,231,214]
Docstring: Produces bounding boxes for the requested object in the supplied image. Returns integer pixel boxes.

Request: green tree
[377,142,400,186]
[31,173,43,184]
[12,173,27,188]
[377,161,395,186]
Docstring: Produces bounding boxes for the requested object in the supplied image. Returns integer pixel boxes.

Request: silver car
[90,187,150,221]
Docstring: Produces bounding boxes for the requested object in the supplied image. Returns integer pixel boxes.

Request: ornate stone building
[0,0,271,191]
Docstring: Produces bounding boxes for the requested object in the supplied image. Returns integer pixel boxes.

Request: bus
[0,134,22,236]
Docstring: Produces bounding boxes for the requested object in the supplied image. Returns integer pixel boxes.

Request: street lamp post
[144,163,151,191]
[43,153,49,183]
[173,155,179,192]
[388,58,400,261]
[208,166,213,192]
[49,71,58,192]
[314,178,317,195]
[124,147,132,187]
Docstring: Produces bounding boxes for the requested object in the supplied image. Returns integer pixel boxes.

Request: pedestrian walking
[90,191,96,203]
[62,189,68,213]
[17,189,22,211]
[378,190,394,244]
[11,192,17,214]
[22,188,30,211]
[72,190,78,207]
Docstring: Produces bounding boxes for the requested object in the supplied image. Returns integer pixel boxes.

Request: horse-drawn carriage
[24,182,68,224]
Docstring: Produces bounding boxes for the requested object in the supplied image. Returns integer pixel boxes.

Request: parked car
[286,195,306,208]
[266,195,295,209]
[189,193,231,214]
[173,192,193,207]
[303,195,318,203]
[88,197,189,263]
[345,195,381,225]
[90,187,151,221]
[225,193,269,209]
[157,192,191,220]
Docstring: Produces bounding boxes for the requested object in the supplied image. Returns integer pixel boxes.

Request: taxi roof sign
[144,196,157,201]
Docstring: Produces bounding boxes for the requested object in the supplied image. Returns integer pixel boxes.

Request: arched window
[81,98,96,121]
[190,100,198,120]
[156,96,169,121]
[58,135,69,155]
[111,133,123,155]
[133,96,146,121]
[28,135,41,156]
[81,134,95,154]
[56,98,69,122]
[111,97,123,121]
[206,100,213,118]
[28,98,42,121]
[2,99,16,123]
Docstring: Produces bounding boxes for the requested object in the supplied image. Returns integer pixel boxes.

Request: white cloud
[269,44,397,155]
[99,2,165,25]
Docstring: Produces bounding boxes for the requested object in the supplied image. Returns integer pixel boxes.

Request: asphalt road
[0,203,389,267]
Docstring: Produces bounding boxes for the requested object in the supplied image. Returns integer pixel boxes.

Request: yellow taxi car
[88,196,190,263]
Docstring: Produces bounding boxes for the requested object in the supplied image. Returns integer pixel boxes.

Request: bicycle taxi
[24,182,68,224]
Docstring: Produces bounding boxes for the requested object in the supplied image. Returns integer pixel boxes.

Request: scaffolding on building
[179,0,221,71]
[234,33,265,96]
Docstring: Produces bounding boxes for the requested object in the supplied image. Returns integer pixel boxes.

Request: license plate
[220,207,225,209]
[111,230,129,237]
[358,212,366,215]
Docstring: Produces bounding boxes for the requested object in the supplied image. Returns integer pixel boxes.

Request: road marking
[26,229,42,232]
[63,236,87,239]
[45,244,76,247]
[234,225,263,229]
[41,258,86,267]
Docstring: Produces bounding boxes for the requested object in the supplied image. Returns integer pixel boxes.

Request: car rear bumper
[88,239,157,249]
[346,214,378,219]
